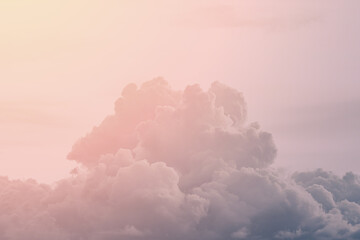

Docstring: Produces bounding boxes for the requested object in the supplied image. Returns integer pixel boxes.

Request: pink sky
[2,2,360,239]
[1,0,360,182]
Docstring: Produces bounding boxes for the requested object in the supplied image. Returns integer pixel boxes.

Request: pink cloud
[1,79,360,239]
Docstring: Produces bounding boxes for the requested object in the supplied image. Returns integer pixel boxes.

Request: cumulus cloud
[1,78,360,239]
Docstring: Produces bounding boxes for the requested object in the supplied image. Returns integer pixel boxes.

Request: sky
[2,1,360,239]
[0,0,359,182]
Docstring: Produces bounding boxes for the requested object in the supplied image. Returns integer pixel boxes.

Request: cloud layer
[1,79,360,239]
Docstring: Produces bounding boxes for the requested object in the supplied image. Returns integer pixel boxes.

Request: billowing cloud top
[1,79,360,240]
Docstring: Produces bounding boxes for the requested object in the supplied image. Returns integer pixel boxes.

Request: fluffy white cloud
[1,79,360,239]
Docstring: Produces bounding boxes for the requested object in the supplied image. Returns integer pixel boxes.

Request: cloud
[177,1,320,31]
[1,79,360,239]
[67,78,180,166]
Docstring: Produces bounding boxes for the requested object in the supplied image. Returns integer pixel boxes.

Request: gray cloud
[1,79,360,239]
